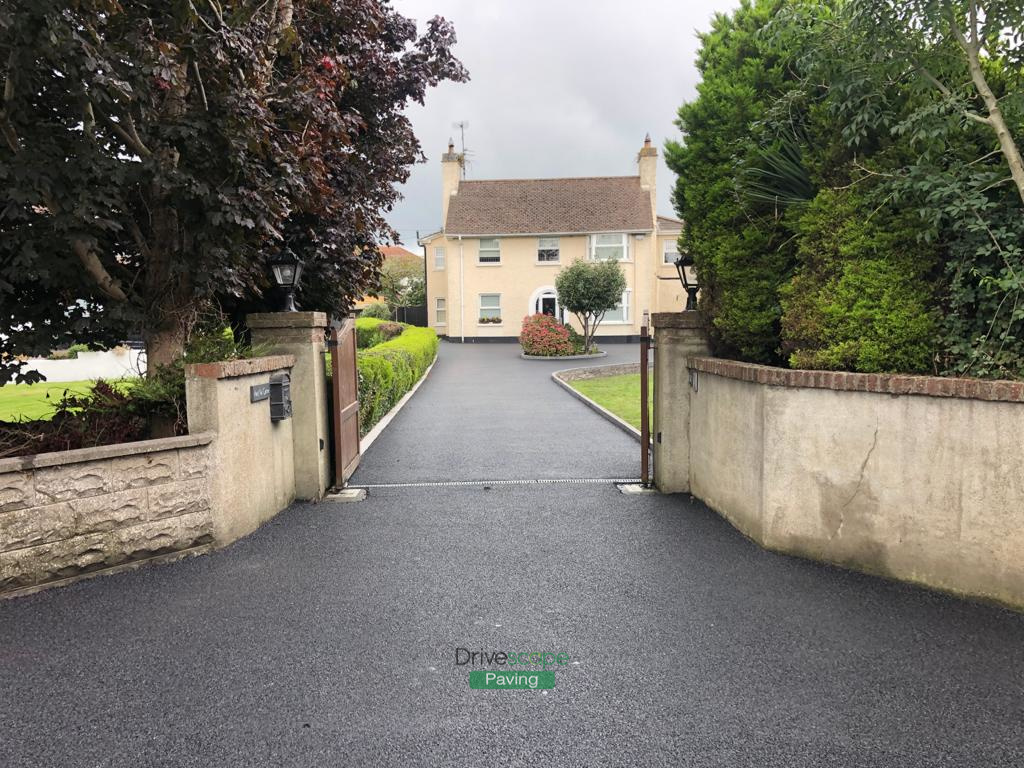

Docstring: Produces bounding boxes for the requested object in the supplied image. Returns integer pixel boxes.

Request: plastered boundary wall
[0,354,298,598]
[653,313,1024,609]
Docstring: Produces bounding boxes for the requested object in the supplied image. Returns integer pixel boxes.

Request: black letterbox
[269,372,292,422]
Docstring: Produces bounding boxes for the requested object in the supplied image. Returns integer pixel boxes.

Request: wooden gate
[328,317,360,485]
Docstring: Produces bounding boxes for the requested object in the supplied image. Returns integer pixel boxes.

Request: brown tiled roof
[445,176,653,236]
[657,215,684,232]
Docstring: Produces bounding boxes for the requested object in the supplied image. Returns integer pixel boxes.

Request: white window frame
[537,237,560,264]
[588,233,630,262]
[479,293,502,323]
[435,297,447,325]
[478,238,501,265]
[434,246,446,270]
[663,240,681,265]
[603,290,631,324]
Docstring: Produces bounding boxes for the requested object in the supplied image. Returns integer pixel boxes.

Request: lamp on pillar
[269,247,303,312]
[673,253,699,311]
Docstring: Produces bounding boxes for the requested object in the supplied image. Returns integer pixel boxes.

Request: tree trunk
[144,325,186,374]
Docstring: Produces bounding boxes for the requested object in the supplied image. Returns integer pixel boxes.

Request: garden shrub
[779,190,940,373]
[351,325,438,435]
[360,301,392,320]
[47,343,90,360]
[355,317,408,349]
[519,314,573,356]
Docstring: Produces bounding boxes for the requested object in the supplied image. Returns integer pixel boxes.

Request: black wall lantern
[674,253,700,311]
[269,246,304,312]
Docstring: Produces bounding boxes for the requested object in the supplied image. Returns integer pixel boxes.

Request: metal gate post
[640,312,651,487]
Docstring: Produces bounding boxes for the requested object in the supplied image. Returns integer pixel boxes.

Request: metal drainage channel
[349,477,640,490]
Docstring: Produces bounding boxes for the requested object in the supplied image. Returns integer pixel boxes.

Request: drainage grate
[349,477,641,489]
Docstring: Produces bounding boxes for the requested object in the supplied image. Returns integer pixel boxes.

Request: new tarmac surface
[2,343,1023,767]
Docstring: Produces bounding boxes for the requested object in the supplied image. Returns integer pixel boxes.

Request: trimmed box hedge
[338,321,438,436]
[355,317,405,349]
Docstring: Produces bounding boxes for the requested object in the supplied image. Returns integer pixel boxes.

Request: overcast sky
[386,0,740,246]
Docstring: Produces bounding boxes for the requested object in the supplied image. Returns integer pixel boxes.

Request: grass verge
[569,373,651,431]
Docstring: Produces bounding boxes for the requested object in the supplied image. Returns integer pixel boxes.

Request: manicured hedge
[355,317,405,349]
[355,325,438,436]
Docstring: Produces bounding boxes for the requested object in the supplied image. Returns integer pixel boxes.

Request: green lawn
[569,373,652,430]
[0,380,122,422]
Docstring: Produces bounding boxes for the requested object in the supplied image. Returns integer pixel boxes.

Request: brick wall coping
[186,354,295,380]
[687,357,1024,403]
[0,431,215,474]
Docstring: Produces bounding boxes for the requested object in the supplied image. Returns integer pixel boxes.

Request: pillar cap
[247,311,328,330]
[651,311,703,329]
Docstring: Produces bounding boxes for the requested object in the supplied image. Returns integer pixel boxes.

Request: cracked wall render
[677,368,1024,609]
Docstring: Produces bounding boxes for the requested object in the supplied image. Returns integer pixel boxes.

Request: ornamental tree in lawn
[0,0,467,383]
[555,259,626,354]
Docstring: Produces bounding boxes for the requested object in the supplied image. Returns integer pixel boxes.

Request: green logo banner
[469,670,556,690]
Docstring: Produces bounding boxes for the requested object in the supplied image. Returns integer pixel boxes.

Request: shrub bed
[519,314,595,356]
[352,324,438,436]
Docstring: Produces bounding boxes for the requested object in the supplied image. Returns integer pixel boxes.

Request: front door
[540,296,557,317]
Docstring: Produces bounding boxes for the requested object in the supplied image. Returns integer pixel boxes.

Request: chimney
[637,133,657,224]
[441,138,463,228]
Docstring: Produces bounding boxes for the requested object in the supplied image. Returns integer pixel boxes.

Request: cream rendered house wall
[425,232,664,339]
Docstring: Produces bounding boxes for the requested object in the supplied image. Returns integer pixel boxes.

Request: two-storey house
[420,136,687,342]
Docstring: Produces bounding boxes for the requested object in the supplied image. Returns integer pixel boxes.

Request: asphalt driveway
[2,342,1023,767]
[352,342,641,484]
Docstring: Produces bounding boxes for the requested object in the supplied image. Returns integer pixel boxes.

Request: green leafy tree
[0,0,466,383]
[378,256,425,310]
[780,189,941,372]
[665,0,799,363]
[787,0,1024,376]
[555,260,626,354]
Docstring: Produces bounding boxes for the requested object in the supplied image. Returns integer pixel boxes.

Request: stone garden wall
[0,434,215,597]
[0,350,303,599]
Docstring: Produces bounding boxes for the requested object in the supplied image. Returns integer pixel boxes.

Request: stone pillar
[247,312,331,501]
[652,312,710,493]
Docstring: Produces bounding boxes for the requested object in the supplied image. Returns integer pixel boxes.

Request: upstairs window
[589,233,628,261]
[663,240,681,264]
[479,238,501,264]
[537,237,560,263]
[434,247,446,270]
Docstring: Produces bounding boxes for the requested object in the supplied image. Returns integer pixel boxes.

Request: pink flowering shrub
[519,314,574,356]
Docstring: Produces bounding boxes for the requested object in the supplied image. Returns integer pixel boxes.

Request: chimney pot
[644,133,651,148]
[448,138,455,152]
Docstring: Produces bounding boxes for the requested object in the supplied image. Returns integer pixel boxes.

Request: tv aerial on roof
[452,120,472,178]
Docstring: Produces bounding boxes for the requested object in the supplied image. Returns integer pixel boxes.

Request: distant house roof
[444,176,654,236]
[657,215,684,233]
[380,245,422,262]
